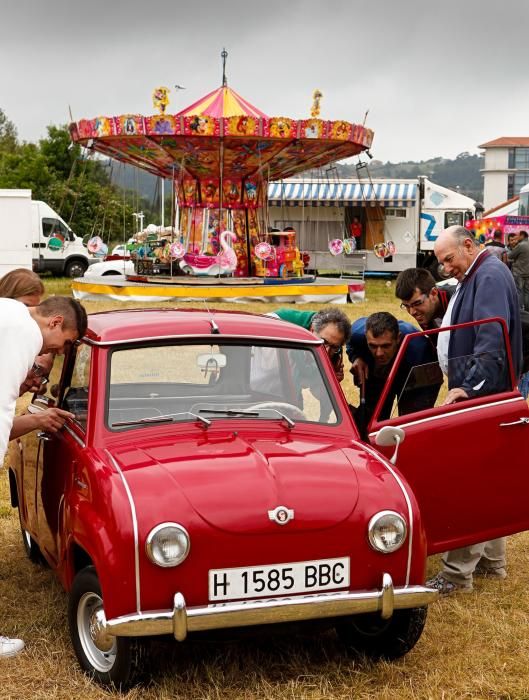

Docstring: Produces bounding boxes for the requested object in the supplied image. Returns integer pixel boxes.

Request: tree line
[0,109,161,244]
[336,152,484,202]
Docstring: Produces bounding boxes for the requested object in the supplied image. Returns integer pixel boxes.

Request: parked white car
[83,258,135,277]
[110,244,132,258]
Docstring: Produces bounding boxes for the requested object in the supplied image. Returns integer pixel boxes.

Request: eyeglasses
[31,362,49,386]
[400,294,427,311]
[321,339,342,355]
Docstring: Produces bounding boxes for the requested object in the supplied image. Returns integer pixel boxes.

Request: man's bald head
[434,226,479,281]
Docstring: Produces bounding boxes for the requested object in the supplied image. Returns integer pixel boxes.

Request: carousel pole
[219,48,227,275]
[221,48,228,87]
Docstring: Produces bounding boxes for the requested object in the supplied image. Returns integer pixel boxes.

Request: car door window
[62,343,91,430]
[374,319,514,425]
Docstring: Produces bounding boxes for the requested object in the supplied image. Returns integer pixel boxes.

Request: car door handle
[37,431,52,441]
[499,417,529,427]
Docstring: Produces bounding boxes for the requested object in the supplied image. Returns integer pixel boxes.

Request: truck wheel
[335,606,427,660]
[68,566,143,688]
[428,259,450,281]
[65,260,88,278]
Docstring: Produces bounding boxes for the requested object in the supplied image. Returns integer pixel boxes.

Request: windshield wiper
[111,412,211,428]
[254,407,295,429]
[198,409,259,417]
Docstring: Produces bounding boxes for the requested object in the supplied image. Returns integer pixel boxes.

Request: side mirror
[29,396,55,411]
[375,426,405,465]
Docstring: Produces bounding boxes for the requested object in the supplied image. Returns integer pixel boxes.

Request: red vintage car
[7,310,529,687]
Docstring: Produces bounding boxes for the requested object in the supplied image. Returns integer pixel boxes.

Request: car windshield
[107,342,340,430]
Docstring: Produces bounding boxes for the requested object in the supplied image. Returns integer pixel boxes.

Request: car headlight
[145,523,190,567]
[368,510,407,553]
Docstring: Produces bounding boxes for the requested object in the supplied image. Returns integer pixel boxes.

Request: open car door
[368,318,529,555]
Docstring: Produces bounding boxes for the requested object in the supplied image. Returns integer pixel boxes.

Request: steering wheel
[247,401,306,421]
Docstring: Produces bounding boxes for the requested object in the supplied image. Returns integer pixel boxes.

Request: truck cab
[31,200,97,278]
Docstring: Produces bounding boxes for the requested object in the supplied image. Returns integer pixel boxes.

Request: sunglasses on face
[31,362,49,386]
[321,339,342,357]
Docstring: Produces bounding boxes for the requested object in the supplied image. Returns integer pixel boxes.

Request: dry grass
[2,278,528,699]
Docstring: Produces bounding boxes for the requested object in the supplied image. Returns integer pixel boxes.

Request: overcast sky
[1,0,528,163]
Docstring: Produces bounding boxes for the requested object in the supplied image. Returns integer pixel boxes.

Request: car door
[36,343,91,566]
[367,318,529,555]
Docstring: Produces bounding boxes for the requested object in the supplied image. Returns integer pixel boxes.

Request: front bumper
[95,574,438,645]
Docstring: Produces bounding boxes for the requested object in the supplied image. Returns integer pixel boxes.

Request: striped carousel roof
[176,85,268,119]
[267,181,418,207]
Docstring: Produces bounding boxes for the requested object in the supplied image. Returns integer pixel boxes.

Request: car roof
[84,308,322,346]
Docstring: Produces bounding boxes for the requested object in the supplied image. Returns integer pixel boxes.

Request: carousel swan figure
[179,230,238,276]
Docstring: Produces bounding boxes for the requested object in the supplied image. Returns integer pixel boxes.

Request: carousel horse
[179,230,238,276]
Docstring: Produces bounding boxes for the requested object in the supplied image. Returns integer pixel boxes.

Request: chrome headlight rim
[367,510,407,554]
[145,522,190,568]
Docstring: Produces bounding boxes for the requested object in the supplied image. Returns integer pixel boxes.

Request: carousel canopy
[69,85,374,185]
[176,85,268,119]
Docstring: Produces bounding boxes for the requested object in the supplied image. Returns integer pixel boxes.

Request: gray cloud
[1,0,528,162]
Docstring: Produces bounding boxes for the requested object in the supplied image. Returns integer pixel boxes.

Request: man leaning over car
[0,295,87,658]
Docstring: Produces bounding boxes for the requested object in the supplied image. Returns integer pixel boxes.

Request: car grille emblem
[268,505,294,526]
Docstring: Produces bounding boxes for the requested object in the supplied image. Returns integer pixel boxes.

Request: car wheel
[336,606,427,660]
[18,506,44,564]
[68,566,142,688]
[65,260,87,278]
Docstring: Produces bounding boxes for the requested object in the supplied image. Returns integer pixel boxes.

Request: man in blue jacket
[427,225,522,595]
[346,311,440,436]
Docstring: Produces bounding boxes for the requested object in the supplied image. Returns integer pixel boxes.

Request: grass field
[2,278,529,699]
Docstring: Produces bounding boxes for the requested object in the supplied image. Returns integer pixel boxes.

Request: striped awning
[267,182,418,207]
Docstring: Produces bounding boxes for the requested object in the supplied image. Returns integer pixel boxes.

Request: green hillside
[336,152,483,201]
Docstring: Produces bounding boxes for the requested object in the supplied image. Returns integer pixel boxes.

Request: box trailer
[268,177,476,277]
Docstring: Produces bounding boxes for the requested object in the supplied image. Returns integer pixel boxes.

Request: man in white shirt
[0,295,87,658]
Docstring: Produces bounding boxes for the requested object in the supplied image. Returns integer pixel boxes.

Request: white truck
[0,189,96,278]
[268,177,476,278]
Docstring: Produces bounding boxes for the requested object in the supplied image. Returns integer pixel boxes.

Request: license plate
[209,557,350,601]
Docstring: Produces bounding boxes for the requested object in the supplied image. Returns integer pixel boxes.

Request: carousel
[69,51,373,303]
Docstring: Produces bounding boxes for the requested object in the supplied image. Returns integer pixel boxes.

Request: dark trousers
[514,275,529,311]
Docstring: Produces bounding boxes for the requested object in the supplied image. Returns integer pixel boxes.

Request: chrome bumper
[96,574,438,645]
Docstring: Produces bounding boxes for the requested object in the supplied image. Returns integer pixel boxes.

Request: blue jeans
[519,371,529,399]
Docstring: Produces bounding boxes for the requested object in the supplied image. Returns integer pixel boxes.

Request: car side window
[62,344,91,430]
[376,320,513,424]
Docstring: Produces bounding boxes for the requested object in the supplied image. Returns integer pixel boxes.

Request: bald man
[427,225,521,595]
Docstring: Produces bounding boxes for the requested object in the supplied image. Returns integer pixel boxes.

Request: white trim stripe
[369,396,523,436]
[105,450,141,613]
[359,442,414,586]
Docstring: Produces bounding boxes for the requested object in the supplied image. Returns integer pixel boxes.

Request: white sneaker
[0,636,25,658]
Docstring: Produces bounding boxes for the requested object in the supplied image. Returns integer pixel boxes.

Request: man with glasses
[0,294,87,657]
[10,356,75,439]
[395,267,456,339]
[267,308,351,382]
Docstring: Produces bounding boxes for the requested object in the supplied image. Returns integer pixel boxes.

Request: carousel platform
[72,274,365,304]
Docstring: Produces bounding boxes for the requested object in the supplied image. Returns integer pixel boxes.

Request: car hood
[110,433,360,534]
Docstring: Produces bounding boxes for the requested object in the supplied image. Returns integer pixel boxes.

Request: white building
[480,137,529,210]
